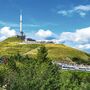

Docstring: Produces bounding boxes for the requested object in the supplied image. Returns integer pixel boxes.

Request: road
[53,62,90,72]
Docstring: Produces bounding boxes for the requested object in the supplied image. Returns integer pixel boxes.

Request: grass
[0,37,90,64]
[3,36,23,42]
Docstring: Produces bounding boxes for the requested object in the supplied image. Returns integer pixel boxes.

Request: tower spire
[18,10,25,40]
[20,10,22,33]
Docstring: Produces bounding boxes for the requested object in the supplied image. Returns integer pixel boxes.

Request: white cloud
[60,27,90,43]
[57,10,74,16]
[0,36,7,41]
[57,10,68,16]
[76,44,90,49]
[74,5,90,11]
[58,5,90,17]
[0,27,16,41]
[59,27,90,51]
[35,29,53,38]
[78,12,86,17]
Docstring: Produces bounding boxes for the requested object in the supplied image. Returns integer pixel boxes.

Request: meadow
[0,37,90,65]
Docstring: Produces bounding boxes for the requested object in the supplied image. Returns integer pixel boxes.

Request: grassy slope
[0,37,90,64]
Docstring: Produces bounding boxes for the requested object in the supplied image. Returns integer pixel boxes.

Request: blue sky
[1,0,90,52]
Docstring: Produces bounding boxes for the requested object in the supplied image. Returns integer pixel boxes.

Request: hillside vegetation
[0,45,90,90]
[0,37,90,64]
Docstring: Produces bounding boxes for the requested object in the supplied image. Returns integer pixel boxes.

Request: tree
[37,45,48,62]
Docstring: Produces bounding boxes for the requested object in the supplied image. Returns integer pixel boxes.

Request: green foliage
[0,50,90,90]
[0,37,90,89]
[8,56,17,70]
[0,69,5,87]
[37,45,48,62]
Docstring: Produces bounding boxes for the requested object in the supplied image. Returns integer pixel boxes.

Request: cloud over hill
[59,27,90,52]
[0,27,16,41]
[35,29,54,38]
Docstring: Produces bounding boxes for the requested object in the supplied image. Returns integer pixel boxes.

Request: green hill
[0,37,90,64]
[3,36,23,42]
